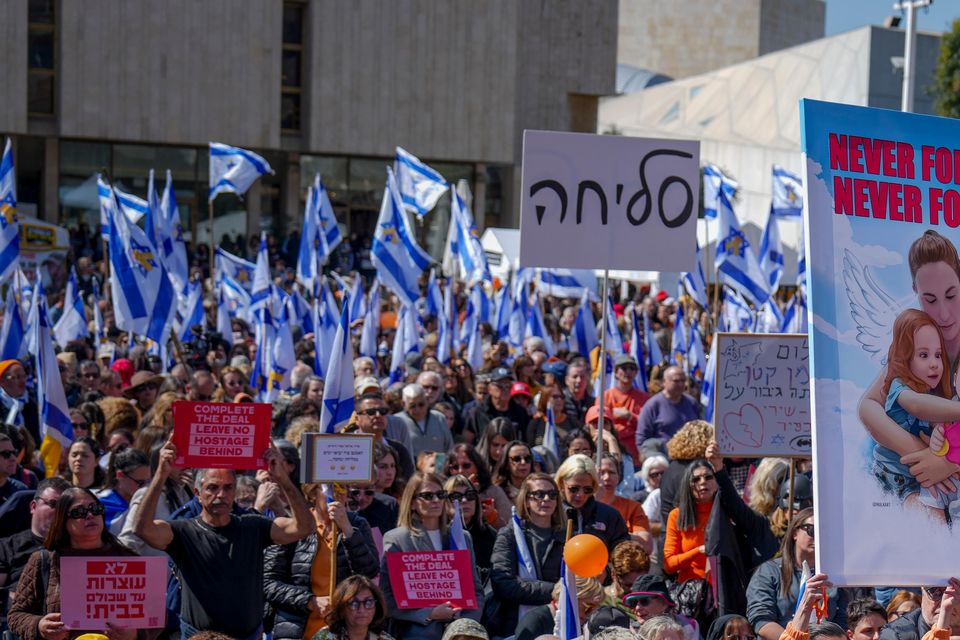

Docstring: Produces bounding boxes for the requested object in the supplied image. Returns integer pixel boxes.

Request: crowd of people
[0,251,954,640]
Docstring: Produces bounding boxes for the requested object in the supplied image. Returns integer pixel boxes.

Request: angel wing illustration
[841,249,912,364]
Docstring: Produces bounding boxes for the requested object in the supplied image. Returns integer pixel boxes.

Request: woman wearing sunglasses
[97,447,151,534]
[380,472,484,640]
[489,473,567,638]
[493,441,534,503]
[310,575,394,640]
[264,483,379,640]
[555,454,629,551]
[443,475,497,584]
[9,487,141,640]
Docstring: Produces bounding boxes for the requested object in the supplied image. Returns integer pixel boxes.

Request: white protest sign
[519,130,699,271]
[300,433,375,483]
[713,332,811,457]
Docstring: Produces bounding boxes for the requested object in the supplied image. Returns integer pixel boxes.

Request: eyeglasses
[358,407,389,417]
[347,597,377,611]
[0,450,16,459]
[447,490,478,502]
[923,587,945,601]
[648,471,664,479]
[510,454,533,464]
[71,422,89,431]
[566,485,594,495]
[797,523,815,538]
[528,489,559,501]
[623,594,664,608]
[415,491,447,502]
[66,503,105,520]
[691,474,715,484]
[126,476,149,489]
[349,489,376,498]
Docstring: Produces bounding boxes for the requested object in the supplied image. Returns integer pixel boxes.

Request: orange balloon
[563,533,609,578]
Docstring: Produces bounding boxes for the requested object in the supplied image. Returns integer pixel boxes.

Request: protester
[464,367,530,442]
[636,367,701,452]
[444,474,496,583]
[555,454,629,551]
[443,443,511,528]
[65,437,105,490]
[622,575,699,640]
[525,383,580,447]
[310,575,394,640]
[493,440,534,503]
[514,576,604,640]
[476,417,517,474]
[603,354,650,460]
[97,447,150,533]
[886,591,922,621]
[596,452,652,551]
[395,384,453,458]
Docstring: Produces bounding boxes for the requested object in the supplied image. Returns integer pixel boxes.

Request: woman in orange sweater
[662,459,717,581]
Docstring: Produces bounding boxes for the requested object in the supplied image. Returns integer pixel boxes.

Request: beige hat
[353,376,381,395]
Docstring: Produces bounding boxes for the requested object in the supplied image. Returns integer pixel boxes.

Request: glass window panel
[431,162,474,185]
[281,93,301,131]
[60,141,111,177]
[28,31,54,69]
[113,144,197,183]
[281,50,301,87]
[282,4,304,44]
[348,158,388,210]
[27,73,54,114]
[28,0,54,24]
[300,155,348,202]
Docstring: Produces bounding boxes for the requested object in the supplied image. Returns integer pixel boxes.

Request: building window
[27,0,55,116]
[281,3,305,132]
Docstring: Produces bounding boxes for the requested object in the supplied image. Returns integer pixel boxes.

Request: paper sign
[172,401,272,470]
[300,433,375,483]
[60,556,168,629]
[713,333,811,457]
[386,550,477,609]
[519,130,699,271]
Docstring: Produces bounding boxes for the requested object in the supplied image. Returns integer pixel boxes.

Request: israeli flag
[755,300,785,334]
[0,285,26,360]
[450,186,491,286]
[721,288,754,333]
[570,290,598,358]
[543,405,560,459]
[313,278,340,378]
[449,499,467,551]
[320,303,355,434]
[286,287,312,335]
[53,268,88,348]
[436,279,453,365]
[344,276,365,324]
[208,142,273,201]
[702,338,718,422]
[604,295,624,356]
[511,506,539,620]
[394,147,448,218]
[359,279,381,360]
[539,269,598,301]
[389,304,420,384]
[681,240,709,308]
[772,165,803,217]
[250,307,274,399]
[372,167,433,307]
[758,211,784,296]
[216,280,234,346]
[466,305,484,371]
[0,139,19,283]
[220,271,252,323]
[177,279,205,342]
[28,284,74,477]
[297,179,323,294]
[426,270,443,319]
[629,307,648,393]
[715,189,770,307]
[267,303,297,400]
[96,177,139,241]
[555,560,581,640]
[643,312,663,369]
[687,322,706,383]
[215,247,255,291]
[797,223,807,291]
[146,171,188,295]
[105,179,177,343]
[525,292,555,355]
[494,287,513,342]
[702,164,738,219]
[782,292,808,334]
[316,175,343,262]
[671,298,688,366]
[508,291,528,352]
[249,233,272,316]
[92,279,104,347]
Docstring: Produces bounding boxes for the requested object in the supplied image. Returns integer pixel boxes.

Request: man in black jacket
[463,367,530,442]
[879,584,959,640]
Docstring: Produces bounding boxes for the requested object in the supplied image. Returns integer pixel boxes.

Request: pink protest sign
[385,550,477,610]
[172,401,272,470]
[60,556,168,629]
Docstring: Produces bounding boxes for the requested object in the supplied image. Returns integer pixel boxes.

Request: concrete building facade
[1,0,617,257]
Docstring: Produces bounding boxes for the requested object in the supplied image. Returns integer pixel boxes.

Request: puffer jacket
[563,496,630,551]
[263,512,379,640]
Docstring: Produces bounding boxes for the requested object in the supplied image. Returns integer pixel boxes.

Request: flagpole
[208,197,215,279]
[596,269,608,467]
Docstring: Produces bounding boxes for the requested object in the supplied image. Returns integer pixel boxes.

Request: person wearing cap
[510,382,533,414]
[622,575,699,640]
[440,617,489,640]
[394,383,453,458]
[636,366,701,453]
[123,370,164,415]
[0,361,39,448]
[463,367,530,444]
[603,354,650,461]
[541,359,568,389]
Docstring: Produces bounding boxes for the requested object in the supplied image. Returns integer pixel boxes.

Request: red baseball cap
[510,382,532,398]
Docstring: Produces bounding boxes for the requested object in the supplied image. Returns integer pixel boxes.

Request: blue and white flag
[450,187,491,286]
[372,167,433,307]
[208,142,273,201]
[0,139,19,283]
[313,278,340,378]
[456,289,476,356]
[316,175,343,263]
[671,299,688,367]
[359,279,381,360]
[0,285,25,361]
[297,178,323,294]
[755,300,785,334]
[494,287,512,342]
[771,165,803,217]
[511,507,537,581]
[721,288,754,333]
[216,280,234,346]
[449,499,467,551]
[436,279,453,365]
[105,180,177,343]
[389,304,410,384]
[178,279,205,342]
[466,311,484,372]
[220,271,252,323]
[702,337,718,422]
[543,405,560,460]
[603,296,624,356]
[782,292,808,334]
[570,291,598,358]
[91,279,104,347]
[538,269,598,301]
[643,312,663,369]
[681,240,709,308]
[555,560,581,640]
[629,307,649,393]
[525,292,555,355]
[267,303,297,400]
[797,223,807,291]
[215,247,255,291]
[250,307,274,399]
[53,268,88,348]
[394,147,448,218]
[320,303,355,434]
[28,284,74,477]
[250,233,272,315]
[426,270,444,319]
[702,164,738,219]
[715,189,770,306]
[687,322,706,383]
[158,170,190,295]
[758,211,784,296]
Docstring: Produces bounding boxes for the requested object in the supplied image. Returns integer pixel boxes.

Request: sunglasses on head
[358,407,389,417]
[415,490,447,502]
[447,490,478,502]
[67,503,105,520]
[566,485,594,495]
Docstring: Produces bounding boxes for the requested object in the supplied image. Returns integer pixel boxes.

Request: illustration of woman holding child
[858,230,960,519]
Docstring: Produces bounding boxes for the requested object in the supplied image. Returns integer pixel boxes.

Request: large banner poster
[802,99,960,585]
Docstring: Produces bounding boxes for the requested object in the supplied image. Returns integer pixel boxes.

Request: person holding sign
[379,471,484,640]
[8,487,140,640]
[132,437,313,640]
[263,483,380,640]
